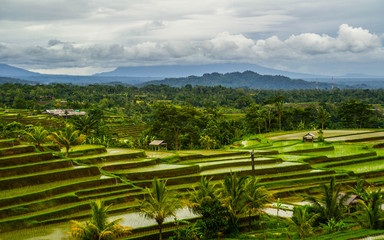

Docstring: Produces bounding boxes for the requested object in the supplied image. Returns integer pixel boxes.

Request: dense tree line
[1,83,384,150]
[2,83,384,111]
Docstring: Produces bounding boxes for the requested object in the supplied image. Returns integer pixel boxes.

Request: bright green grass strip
[263,173,348,190]
[276,154,314,162]
[66,144,105,152]
[113,164,194,174]
[0,158,71,170]
[277,142,331,153]
[0,151,50,161]
[200,161,304,175]
[306,228,384,240]
[331,159,384,173]
[308,143,372,157]
[195,157,276,167]
[98,158,156,167]
[0,138,17,143]
[72,148,144,160]
[1,191,142,221]
[0,144,34,151]
[180,155,250,164]
[179,150,235,156]
[254,140,301,150]
[0,165,95,181]
[0,176,102,199]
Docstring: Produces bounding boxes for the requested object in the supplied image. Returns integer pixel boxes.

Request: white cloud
[0,24,383,73]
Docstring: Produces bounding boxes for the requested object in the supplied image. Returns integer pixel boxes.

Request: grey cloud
[0,24,383,73]
[0,0,93,21]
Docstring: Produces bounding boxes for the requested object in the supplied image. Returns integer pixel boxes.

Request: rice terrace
[1,1,384,239]
[2,101,384,239]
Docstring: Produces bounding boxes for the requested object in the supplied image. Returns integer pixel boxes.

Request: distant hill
[0,64,40,77]
[0,77,38,85]
[1,63,383,89]
[139,71,337,90]
[94,63,326,79]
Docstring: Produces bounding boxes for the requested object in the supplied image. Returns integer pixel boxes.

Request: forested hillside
[141,71,335,89]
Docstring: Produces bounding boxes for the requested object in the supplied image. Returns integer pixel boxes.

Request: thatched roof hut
[149,140,167,151]
[303,133,316,143]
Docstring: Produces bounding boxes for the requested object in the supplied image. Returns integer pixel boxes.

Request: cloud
[0,24,383,75]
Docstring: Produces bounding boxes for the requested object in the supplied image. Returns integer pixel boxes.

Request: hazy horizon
[1,0,383,76]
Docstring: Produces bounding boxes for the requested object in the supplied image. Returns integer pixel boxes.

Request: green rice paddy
[2,128,384,239]
[332,159,384,173]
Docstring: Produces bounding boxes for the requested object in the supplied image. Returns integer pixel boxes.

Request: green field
[1,129,384,240]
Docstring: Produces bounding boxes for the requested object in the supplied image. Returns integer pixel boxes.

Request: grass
[275,154,314,162]
[3,133,384,239]
[332,159,384,173]
[307,143,373,158]
[0,176,113,201]
[200,161,307,175]
[72,148,145,160]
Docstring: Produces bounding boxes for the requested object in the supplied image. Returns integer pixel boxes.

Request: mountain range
[1,63,383,89]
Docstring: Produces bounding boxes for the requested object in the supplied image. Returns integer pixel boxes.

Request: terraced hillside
[0,142,147,232]
[2,130,384,239]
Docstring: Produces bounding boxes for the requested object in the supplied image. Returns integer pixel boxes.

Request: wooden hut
[303,133,315,143]
[149,140,167,151]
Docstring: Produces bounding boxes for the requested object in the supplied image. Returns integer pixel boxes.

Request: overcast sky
[0,0,383,76]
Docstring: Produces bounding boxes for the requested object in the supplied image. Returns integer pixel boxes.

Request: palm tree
[47,124,86,157]
[24,126,49,150]
[286,205,320,239]
[71,200,131,240]
[188,177,228,239]
[140,178,181,240]
[244,176,273,229]
[318,107,331,130]
[354,188,383,229]
[306,177,349,223]
[72,115,100,135]
[220,172,249,235]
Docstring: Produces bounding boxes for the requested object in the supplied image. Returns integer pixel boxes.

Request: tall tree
[270,96,285,131]
[189,177,228,239]
[150,104,203,150]
[48,125,86,157]
[306,177,349,223]
[71,200,131,240]
[71,115,100,136]
[317,106,331,130]
[24,126,49,150]
[287,205,320,239]
[338,99,375,128]
[140,178,181,240]
[220,173,248,235]
[244,176,273,229]
[353,187,383,229]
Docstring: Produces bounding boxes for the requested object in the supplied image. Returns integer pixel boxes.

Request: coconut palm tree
[286,205,320,239]
[275,99,284,131]
[220,172,249,235]
[318,107,331,130]
[24,126,49,150]
[47,124,86,157]
[71,200,131,240]
[72,115,100,135]
[354,188,383,229]
[188,177,228,239]
[306,177,349,223]
[140,178,181,240]
[244,176,273,229]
